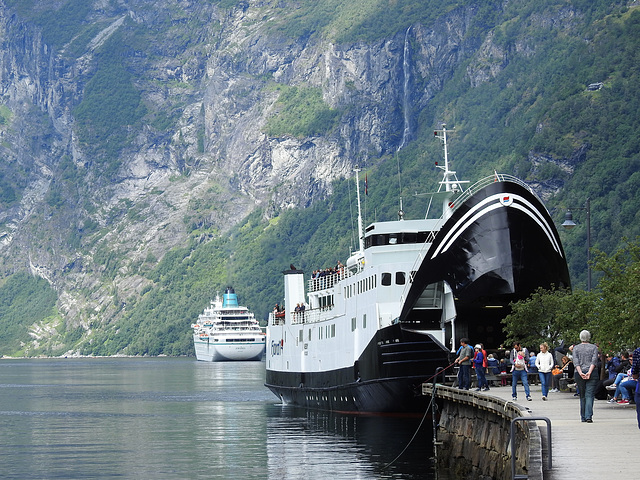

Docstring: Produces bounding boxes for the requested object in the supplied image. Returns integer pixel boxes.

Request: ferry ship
[192,287,265,361]
[265,126,571,413]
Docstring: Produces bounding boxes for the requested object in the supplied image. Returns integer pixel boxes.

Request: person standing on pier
[473,344,489,391]
[632,346,640,429]
[510,342,531,401]
[536,342,554,401]
[573,330,599,423]
[454,338,473,390]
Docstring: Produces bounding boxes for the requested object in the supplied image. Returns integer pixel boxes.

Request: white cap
[475,344,482,350]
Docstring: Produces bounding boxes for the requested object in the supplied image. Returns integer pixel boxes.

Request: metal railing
[308,269,351,292]
[450,174,540,214]
[510,416,552,480]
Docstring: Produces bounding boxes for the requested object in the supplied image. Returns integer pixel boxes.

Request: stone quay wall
[422,384,543,480]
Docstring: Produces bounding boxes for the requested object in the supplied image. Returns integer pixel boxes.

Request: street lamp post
[562,197,591,292]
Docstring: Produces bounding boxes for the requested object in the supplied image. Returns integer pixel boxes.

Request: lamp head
[562,210,576,230]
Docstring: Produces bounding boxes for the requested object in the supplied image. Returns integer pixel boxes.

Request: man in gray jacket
[573,330,600,423]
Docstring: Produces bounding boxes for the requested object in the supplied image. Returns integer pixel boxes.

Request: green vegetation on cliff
[0,273,59,356]
[265,85,343,138]
[2,0,640,356]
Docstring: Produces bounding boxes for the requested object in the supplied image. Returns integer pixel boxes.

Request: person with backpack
[473,344,490,391]
[510,342,532,401]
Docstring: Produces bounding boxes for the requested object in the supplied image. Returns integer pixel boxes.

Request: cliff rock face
[3,0,574,352]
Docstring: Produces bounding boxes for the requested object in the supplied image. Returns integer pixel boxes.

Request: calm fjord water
[0,358,437,479]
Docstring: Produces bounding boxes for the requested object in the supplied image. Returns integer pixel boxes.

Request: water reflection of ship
[266,405,435,479]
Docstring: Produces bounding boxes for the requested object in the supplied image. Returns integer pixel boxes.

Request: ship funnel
[283,269,305,323]
[222,287,239,308]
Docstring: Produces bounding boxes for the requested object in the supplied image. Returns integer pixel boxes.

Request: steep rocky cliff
[0,1,488,347]
[1,0,632,355]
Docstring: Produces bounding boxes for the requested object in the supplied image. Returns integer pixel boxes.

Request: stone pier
[424,381,640,480]
[423,383,543,480]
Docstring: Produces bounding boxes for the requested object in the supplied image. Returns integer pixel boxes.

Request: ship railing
[269,311,285,326]
[269,306,334,326]
[448,174,540,214]
[308,268,350,292]
[291,306,333,325]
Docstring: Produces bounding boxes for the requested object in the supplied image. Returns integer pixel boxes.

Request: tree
[590,239,640,353]
[501,287,595,352]
[502,238,640,355]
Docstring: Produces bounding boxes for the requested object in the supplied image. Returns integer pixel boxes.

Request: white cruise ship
[192,287,265,361]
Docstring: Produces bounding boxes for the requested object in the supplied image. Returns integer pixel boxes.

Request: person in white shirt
[536,342,554,400]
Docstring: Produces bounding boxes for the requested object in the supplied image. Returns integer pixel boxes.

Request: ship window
[308,329,312,341]
[331,324,335,337]
[381,273,392,286]
[404,232,417,243]
[351,317,356,331]
[299,330,303,342]
[396,272,406,285]
[365,231,432,249]
[363,314,367,329]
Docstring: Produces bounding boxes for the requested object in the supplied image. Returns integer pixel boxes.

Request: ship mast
[354,166,365,254]
[434,124,468,219]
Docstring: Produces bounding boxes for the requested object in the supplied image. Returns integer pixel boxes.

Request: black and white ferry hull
[266,323,448,414]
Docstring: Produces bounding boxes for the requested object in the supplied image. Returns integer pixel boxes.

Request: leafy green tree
[501,287,594,351]
[590,239,640,353]
[502,239,640,354]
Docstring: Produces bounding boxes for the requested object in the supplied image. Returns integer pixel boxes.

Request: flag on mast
[365,174,368,195]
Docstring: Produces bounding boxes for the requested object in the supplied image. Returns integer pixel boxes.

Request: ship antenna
[434,124,468,219]
[354,166,365,254]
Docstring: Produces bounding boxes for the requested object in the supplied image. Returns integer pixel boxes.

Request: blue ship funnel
[222,287,239,308]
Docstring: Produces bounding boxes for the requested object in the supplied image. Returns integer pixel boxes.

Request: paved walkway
[483,382,638,479]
